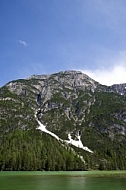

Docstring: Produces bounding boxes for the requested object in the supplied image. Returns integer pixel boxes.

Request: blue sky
[1,0,126,87]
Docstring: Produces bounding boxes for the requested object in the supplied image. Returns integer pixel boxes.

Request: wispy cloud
[18,40,27,47]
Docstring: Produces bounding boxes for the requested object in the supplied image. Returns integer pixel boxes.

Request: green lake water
[0,171,126,190]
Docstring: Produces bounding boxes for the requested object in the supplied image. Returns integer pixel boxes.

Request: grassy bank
[0,170,126,177]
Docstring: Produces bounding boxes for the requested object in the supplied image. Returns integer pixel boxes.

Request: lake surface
[0,171,126,190]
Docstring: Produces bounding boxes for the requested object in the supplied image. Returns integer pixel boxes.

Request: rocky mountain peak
[30,70,98,91]
[6,70,99,100]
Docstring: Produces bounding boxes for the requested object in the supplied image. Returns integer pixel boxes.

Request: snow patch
[36,112,93,153]
[37,120,60,141]
[65,133,93,153]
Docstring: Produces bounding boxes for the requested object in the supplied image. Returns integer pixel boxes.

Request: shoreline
[0,170,126,178]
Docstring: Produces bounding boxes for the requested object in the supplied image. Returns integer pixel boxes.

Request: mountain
[0,70,126,171]
[111,83,126,95]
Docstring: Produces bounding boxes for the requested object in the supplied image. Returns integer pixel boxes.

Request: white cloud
[18,40,27,47]
[82,65,126,86]
[82,51,126,85]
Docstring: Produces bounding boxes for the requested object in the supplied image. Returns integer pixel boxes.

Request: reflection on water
[0,175,126,190]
